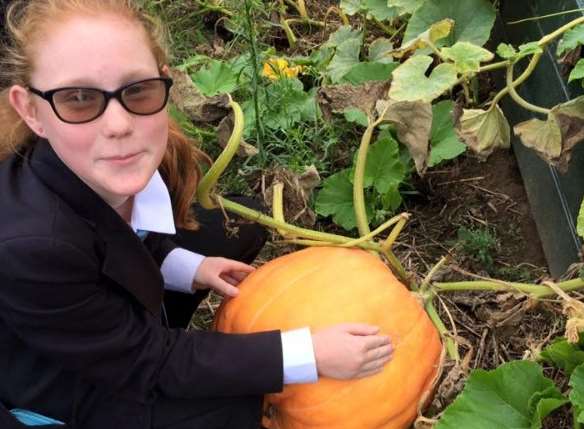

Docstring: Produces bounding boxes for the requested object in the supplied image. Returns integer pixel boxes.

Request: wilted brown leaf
[514,95,584,172]
[392,18,454,59]
[318,81,391,120]
[376,98,433,174]
[169,68,230,123]
[263,166,321,227]
[455,105,510,158]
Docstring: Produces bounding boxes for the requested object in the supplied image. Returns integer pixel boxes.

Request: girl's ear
[160,64,170,77]
[8,85,47,138]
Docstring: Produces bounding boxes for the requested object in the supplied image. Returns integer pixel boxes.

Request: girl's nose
[100,98,133,138]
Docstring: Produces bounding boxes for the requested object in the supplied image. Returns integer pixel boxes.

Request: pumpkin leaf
[514,95,584,172]
[569,58,584,84]
[389,55,458,102]
[557,24,584,57]
[323,25,362,49]
[391,18,454,58]
[436,361,568,429]
[368,38,395,63]
[513,116,562,160]
[569,364,584,423]
[577,198,584,239]
[441,41,494,74]
[429,100,466,167]
[361,134,406,194]
[343,107,369,127]
[540,336,584,376]
[315,170,358,230]
[455,105,510,158]
[377,98,433,174]
[403,0,496,49]
[498,42,543,62]
[315,170,374,230]
[327,37,363,83]
[387,0,425,15]
[191,60,238,96]
[341,0,400,20]
[341,61,397,84]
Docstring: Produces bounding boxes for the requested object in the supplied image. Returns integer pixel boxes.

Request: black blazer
[0,140,283,428]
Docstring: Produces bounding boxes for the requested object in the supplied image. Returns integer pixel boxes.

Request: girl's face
[11,14,168,208]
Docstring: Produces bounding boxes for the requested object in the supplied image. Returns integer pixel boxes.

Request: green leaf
[363,0,400,20]
[343,107,369,127]
[497,43,517,59]
[429,100,466,167]
[389,55,458,102]
[456,105,510,157]
[393,18,454,58]
[368,38,395,63]
[441,41,494,74]
[540,336,584,376]
[363,134,406,194]
[436,360,568,429]
[191,60,238,97]
[569,58,584,84]
[315,170,373,230]
[403,0,496,48]
[340,0,364,15]
[341,61,397,84]
[569,364,584,423]
[387,0,425,15]
[577,198,584,239]
[380,183,403,212]
[323,26,362,48]
[327,38,363,83]
[557,24,584,57]
[497,42,543,62]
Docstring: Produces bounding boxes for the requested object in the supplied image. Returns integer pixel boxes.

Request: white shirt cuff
[281,327,318,384]
[160,248,205,294]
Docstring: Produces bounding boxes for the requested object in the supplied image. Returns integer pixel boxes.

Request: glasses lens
[122,79,168,115]
[52,88,104,123]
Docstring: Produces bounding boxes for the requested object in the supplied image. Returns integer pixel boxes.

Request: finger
[230,270,252,282]
[365,344,393,361]
[220,273,240,286]
[213,280,240,297]
[363,335,392,351]
[340,323,380,336]
[223,260,255,274]
[360,357,391,374]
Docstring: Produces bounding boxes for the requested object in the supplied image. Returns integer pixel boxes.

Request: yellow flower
[262,57,303,80]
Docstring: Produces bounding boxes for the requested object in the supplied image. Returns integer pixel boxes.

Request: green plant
[456,226,498,270]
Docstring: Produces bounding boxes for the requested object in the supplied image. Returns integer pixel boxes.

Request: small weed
[456,226,498,271]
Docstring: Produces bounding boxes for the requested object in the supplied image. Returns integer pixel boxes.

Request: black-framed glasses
[28,77,173,124]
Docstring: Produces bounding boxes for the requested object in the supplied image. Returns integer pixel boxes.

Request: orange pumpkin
[215,246,442,429]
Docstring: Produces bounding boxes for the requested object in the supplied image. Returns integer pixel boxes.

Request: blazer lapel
[28,139,163,316]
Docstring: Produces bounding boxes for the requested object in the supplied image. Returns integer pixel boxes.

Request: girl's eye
[58,89,99,104]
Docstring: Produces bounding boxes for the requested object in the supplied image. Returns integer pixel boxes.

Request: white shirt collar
[130,170,176,235]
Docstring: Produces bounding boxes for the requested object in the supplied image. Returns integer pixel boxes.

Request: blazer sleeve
[0,236,284,402]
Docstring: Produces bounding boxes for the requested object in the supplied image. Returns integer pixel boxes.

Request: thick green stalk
[424,297,460,361]
[433,277,584,299]
[353,122,375,236]
[506,62,550,114]
[196,95,242,209]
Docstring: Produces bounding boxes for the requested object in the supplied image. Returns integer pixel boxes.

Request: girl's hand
[193,257,255,297]
[312,323,393,380]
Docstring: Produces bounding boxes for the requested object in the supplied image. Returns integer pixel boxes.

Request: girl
[0,1,393,428]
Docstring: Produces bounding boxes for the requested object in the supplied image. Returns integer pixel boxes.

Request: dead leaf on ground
[318,81,391,120]
[169,68,230,123]
[376,98,432,174]
[216,113,258,157]
[263,166,321,228]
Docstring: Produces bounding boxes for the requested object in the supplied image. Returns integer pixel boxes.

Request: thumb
[341,323,380,336]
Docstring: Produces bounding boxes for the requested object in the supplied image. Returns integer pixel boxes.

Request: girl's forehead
[31,14,159,88]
